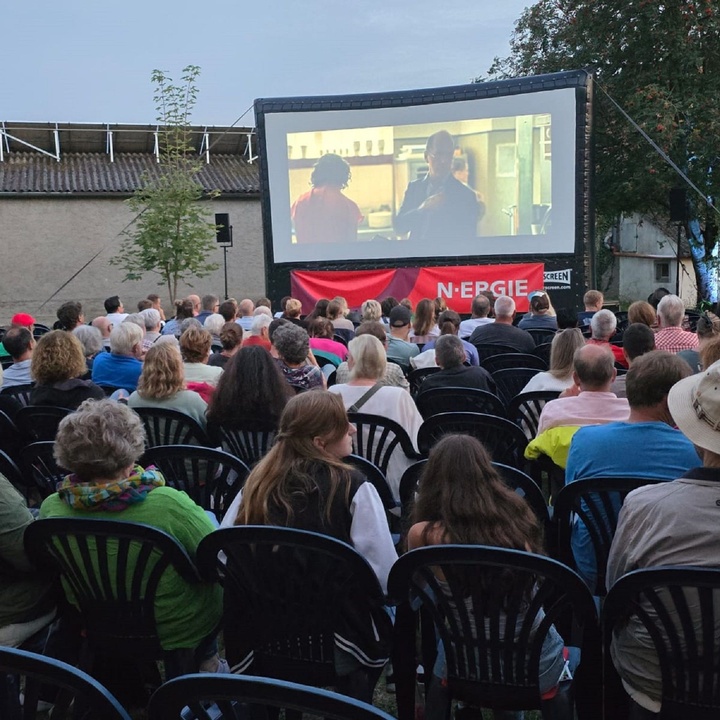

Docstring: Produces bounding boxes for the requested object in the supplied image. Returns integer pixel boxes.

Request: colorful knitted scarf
[57,465,165,512]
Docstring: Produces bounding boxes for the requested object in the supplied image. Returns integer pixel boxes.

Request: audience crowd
[1,285,718,720]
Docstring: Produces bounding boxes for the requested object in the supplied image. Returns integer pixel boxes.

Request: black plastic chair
[148,674,395,720]
[0,448,31,499]
[415,386,506,420]
[207,423,276,467]
[14,405,72,442]
[507,390,562,440]
[19,441,66,499]
[534,342,553,366]
[133,407,209,448]
[139,445,250,521]
[347,412,422,484]
[482,353,548,374]
[343,454,396,516]
[492,367,543,407]
[472,343,518,365]
[0,383,34,418]
[416,412,528,466]
[388,545,596,716]
[32,323,53,339]
[0,409,23,466]
[603,566,720,720]
[0,646,131,720]
[554,477,664,597]
[24,518,205,678]
[407,366,441,396]
[398,459,548,530]
[333,328,355,345]
[526,329,557,347]
[197,527,392,703]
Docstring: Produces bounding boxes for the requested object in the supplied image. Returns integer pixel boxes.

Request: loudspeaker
[669,189,688,222]
[215,213,231,243]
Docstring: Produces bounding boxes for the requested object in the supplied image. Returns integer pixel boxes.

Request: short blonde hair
[361,299,382,322]
[348,334,386,381]
[285,298,303,318]
[180,326,212,363]
[137,343,185,400]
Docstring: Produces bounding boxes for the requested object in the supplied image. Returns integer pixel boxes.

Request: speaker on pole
[669,189,688,223]
[215,213,231,244]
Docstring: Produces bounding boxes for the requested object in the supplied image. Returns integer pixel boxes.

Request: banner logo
[544,269,572,287]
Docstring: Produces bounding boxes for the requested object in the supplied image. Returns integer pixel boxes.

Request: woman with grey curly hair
[39,398,226,671]
[272,323,325,392]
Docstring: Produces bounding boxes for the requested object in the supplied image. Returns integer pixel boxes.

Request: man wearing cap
[607,360,720,716]
[386,306,420,371]
[0,313,35,360]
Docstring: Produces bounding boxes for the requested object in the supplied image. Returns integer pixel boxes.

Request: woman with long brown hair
[409,298,440,343]
[220,392,396,680]
[409,434,577,719]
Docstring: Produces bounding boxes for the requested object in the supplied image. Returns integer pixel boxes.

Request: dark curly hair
[310,153,351,189]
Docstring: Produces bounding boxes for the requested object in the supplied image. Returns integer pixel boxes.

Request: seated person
[39,399,224,671]
[1,328,34,389]
[91,322,144,392]
[576,289,603,327]
[179,326,223,387]
[272,324,325,392]
[210,322,244,368]
[586,310,627,367]
[30,331,104,409]
[469,296,535,354]
[416,335,495,395]
[308,317,348,362]
[518,291,558,331]
[415,310,479,367]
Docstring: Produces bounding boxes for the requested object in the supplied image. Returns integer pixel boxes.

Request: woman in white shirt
[521,328,585,394]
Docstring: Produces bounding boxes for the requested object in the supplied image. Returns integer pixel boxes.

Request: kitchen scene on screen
[286,115,552,245]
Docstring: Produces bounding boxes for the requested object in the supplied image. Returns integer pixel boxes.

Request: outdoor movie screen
[261,86,578,265]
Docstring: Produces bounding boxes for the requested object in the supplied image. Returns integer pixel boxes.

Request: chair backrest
[526,329,556,347]
[0,410,23,467]
[415,386,506,420]
[472,343,518,364]
[208,423,276,467]
[139,445,250,521]
[133,407,209,448]
[14,405,73,442]
[312,349,342,367]
[0,449,30,498]
[24,518,201,657]
[19,441,66,499]
[147,674,395,720]
[343,454,396,514]
[507,391,562,440]
[603,566,720,720]
[333,328,354,345]
[197,527,390,685]
[0,383,34,418]
[554,477,664,596]
[388,545,596,710]
[407,366,441,396]
[533,342,553,366]
[398,459,548,529]
[482,353,548,374]
[0,646,131,720]
[417,412,528,465]
[491,368,543,407]
[347,412,421,478]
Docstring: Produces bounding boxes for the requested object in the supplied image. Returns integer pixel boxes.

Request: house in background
[0,122,262,325]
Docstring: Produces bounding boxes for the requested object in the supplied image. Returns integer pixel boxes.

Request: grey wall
[0,196,265,326]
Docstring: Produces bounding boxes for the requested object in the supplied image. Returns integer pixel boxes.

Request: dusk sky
[3,0,531,127]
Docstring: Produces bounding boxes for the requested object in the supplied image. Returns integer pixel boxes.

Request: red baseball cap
[11,313,35,327]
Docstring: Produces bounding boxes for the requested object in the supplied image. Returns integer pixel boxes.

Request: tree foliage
[112,65,219,304]
[487,0,720,300]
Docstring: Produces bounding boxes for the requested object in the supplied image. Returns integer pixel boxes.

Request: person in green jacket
[39,398,224,669]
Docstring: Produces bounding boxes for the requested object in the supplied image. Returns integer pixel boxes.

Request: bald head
[239,298,254,317]
[92,316,113,338]
[573,343,616,391]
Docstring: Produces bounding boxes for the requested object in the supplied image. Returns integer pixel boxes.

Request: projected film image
[287,116,551,244]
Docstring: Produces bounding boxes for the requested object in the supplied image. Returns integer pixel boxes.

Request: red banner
[291,263,544,313]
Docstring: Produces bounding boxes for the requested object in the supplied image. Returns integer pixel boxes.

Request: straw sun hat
[668,360,720,454]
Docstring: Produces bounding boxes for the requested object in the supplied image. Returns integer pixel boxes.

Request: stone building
[0,122,262,326]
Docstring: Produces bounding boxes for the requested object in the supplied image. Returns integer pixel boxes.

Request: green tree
[487,1,720,301]
[112,65,219,304]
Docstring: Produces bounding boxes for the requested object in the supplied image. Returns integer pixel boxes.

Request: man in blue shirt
[564,350,700,590]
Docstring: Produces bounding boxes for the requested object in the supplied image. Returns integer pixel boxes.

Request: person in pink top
[291,153,363,244]
[308,317,348,361]
[653,293,699,354]
[537,344,630,436]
